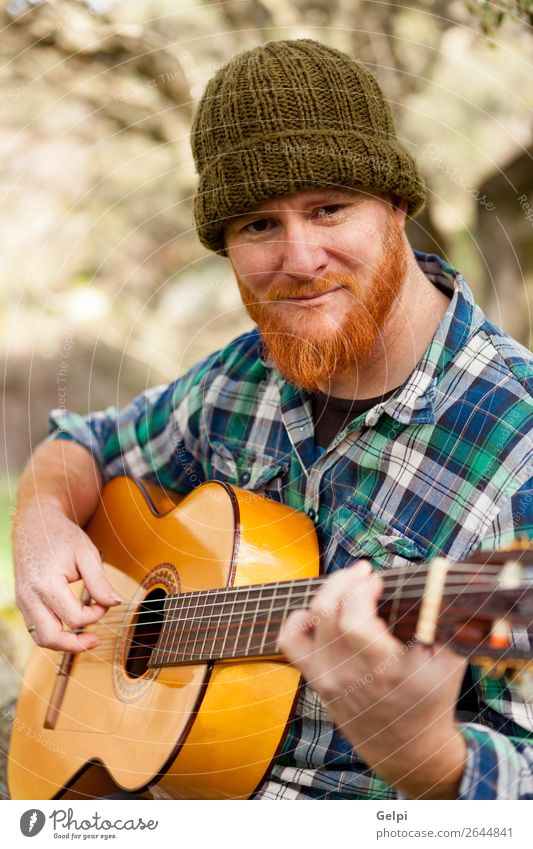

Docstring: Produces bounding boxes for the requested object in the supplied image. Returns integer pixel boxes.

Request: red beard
[236,211,407,391]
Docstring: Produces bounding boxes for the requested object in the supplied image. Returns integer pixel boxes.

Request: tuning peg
[488,618,511,650]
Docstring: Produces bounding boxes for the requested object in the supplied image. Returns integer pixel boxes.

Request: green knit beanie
[191,38,425,255]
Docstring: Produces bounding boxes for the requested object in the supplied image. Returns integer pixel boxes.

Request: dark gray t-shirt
[311,387,397,448]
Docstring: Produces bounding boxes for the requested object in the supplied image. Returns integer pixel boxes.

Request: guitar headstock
[436,547,533,702]
[380,545,533,702]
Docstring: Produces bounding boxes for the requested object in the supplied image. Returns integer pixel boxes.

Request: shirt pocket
[209,439,289,495]
[328,501,428,572]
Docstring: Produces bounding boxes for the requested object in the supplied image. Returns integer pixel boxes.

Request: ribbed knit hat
[192,39,425,255]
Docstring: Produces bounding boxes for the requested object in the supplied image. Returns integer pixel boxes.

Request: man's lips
[273,287,343,304]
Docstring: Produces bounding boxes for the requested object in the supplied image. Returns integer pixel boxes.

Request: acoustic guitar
[8,476,533,800]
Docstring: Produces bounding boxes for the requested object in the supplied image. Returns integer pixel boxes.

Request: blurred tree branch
[464,1,533,34]
[3,0,193,142]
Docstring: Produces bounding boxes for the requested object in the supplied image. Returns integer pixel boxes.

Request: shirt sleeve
[458,723,533,799]
[456,476,533,799]
[46,354,215,494]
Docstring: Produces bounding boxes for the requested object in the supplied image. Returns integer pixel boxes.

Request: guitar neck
[149,576,326,667]
[148,559,533,669]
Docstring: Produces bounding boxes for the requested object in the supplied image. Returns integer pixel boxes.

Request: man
[12,39,533,800]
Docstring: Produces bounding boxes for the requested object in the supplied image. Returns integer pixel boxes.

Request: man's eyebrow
[298,189,363,204]
[228,190,362,226]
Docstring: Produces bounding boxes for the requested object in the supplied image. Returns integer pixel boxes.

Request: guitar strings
[85,590,528,644]
[73,582,533,665]
[74,608,532,666]
[92,576,532,630]
[58,555,531,661]
[75,583,533,658]
[90,564,515,619]
[76,616,533,665]
[79,561,516,616]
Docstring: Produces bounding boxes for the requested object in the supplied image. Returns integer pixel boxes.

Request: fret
[230,589,249,657]
[212,589,233,660]
[259,583,278,655]
[167,593,188,663]
[261,582,295,654]
[156,578,350,664]
[235,592,255,653]
[216,588,236,659]
[244,586,264,656]
[261,618,283,655]
[241,617,261,657]
[237,587,262,657]
[156,594,172,665]
[281,581,296,635]
[193,590,214,661]
[188,589,214,661]
[301,582,316,609]
[195,589,213,661]
[186,592,201,660]
[181,586,202,661]
[388,567,408,633]
[197,587,229,662]
[234,584,250,658]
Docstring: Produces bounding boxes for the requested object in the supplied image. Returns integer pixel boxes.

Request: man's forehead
[250,186,368,213]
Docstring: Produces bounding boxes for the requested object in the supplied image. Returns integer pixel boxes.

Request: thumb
[76,546,122,607]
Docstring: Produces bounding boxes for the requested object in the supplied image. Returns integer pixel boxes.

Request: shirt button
[240,471,251,485]
[307,507,316,521]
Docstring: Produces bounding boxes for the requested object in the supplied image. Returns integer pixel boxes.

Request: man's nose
[277,221,329,281]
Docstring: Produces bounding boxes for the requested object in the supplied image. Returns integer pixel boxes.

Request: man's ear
[390,195,408,228]
[390,195,407,211]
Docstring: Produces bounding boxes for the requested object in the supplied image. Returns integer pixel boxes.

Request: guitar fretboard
[149,577,327,667]
[147,556,533,668]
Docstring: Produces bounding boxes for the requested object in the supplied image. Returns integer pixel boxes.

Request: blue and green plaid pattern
[49,252,533,799]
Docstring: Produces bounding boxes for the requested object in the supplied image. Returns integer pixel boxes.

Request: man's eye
[244,218,271,234]
[315,204,343,219]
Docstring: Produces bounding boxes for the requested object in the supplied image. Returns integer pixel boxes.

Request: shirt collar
[363,251,485,428]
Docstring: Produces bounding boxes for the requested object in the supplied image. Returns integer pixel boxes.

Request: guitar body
[9,477,319,800]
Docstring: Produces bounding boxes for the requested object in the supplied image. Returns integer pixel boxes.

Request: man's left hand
[278,560,468,799]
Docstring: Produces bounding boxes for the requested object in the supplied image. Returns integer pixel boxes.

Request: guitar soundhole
[125,587,167,679]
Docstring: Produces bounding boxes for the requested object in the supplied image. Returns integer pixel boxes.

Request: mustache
[261,273,357,303]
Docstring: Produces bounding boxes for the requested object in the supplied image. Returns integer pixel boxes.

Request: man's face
[224,187,408,391]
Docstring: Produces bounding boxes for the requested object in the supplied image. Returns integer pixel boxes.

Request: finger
[308,560,373,628]
[277,608,317,673]
[337,569,401,659]
[76,546,122,607]
[22,597,99,653]
[279,562,375,665]
[37,576,108,630]
[305,560,375,655]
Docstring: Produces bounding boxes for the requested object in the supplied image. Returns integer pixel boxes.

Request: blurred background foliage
[0,0,532,606]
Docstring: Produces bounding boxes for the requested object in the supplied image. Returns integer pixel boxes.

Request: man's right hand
[13,499,122,653]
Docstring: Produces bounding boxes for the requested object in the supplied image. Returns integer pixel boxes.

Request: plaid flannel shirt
[49,251,533,800]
